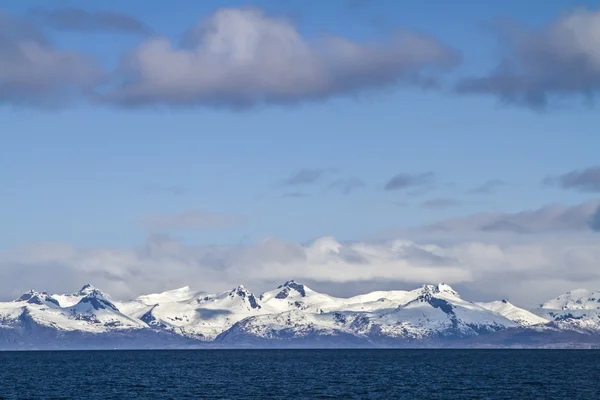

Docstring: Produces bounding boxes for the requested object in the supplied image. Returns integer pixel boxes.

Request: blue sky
[3,0,598,248]
[1,0,600,302]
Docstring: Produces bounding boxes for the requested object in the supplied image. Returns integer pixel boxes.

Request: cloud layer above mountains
[2,200,599,306]
[2,7,599,109]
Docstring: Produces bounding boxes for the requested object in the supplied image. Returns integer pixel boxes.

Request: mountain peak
[78,284,97,295]
[231,284,249,295]
[275,280,307,298]
[229,285,261,309]
[16,290,59,306]
[434,283,459,296]
[420,283,460,298]
[71,285,118,311]
[16,289,36,299]
[74,293,118,311]
[541,288,600,310]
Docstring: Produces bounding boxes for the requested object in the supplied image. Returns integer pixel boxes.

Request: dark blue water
[0,350,598,399]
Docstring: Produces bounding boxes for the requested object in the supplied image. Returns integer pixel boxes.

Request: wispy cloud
[384,172,434,191]
[328,177,365,195]
[590,204,600,232]
[426,200,600,234]
[0,11,103,107]
[30,8,152,35]
[421,198,461,209]
[278,168,331,186]
[456,10,600,109]
[468,179,506,194]
[544,165,600,193]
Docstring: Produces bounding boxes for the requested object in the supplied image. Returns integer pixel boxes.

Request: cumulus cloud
[30,8,152,35]
[100,7,459,107]
[456,9,600,109]
[544,165,600,192]
[139,211,245,232]
[384,171,434,191]
[0,11,104,107]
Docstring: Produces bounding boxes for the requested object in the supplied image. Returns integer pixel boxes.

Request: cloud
[139,211,245,232]
[30,8,152,35]
[0,11,104,107]
[590,204,600,231]
[279,168,330,186]
[544,165,600,192]
[468,179,506,194]
[421,198,461,209]
[100,7,459,107]
[328,177,365,195]
[426,200,600,234]
[3,230,600,306]
[0,236,468,301]
[384,171,434,191]
[456,9,600,109]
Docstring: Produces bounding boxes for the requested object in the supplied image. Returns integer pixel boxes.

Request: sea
[0,349,598,399]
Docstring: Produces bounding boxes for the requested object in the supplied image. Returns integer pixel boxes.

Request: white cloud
[102,8,458,107]
[2,218,600,307]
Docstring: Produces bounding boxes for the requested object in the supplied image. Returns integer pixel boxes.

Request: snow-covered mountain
[529,289,600,334]
[540,289,600,310]
[219,283,517,345]
[0,285,146,339]
[476,300,549,326]
[117,284,268,340]
[1,282,600,349]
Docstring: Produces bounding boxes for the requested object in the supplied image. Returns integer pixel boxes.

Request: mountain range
[1,281,600,349]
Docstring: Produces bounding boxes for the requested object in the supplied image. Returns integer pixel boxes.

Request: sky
[1,0,600,306]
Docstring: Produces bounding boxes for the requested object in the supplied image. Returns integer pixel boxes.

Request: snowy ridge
[477,300,549,326]
[540,289,600,310]
[1,282,600,348]
[0,285,145,333]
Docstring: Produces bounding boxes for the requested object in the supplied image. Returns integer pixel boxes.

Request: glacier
[1,280,600,349]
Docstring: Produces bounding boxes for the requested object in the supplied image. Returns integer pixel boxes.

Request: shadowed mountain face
[274,280,307,299]
[1,282,600,349]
